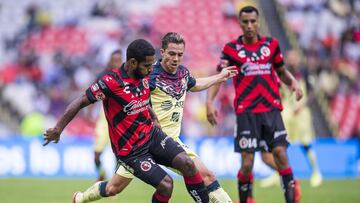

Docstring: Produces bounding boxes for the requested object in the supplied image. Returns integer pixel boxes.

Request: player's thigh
[262,111,289,151]
[119,155,169,188]
[234,113,261,153]
[149,127,185,167]
[165,138,198,176]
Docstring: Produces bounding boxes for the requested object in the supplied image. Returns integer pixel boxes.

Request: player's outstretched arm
[43,94,92,146]
[205,83,221,126]
[190,66,237,92]
[276,65,303,101]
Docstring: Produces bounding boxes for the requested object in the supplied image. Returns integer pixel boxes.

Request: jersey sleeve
[185,69,196,91]
[86,74,115,103]
[272,38,284,69]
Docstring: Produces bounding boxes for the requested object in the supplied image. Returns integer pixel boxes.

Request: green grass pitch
[0,178,359,203]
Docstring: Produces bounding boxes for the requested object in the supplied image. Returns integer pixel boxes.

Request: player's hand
[206,103,219,126]
[219,66,238,81]
[43,127,61,146]
[219,59,230,69]
[290,80,303,101]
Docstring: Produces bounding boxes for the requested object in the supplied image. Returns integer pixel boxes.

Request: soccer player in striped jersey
[96,32,237,203]
[44,39,211,203]
[206,6,303,203]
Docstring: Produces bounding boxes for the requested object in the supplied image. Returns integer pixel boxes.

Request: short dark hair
[126,39,155,62]
[161,32,185,49]
[111,49,122,56]
[239,6,259,17]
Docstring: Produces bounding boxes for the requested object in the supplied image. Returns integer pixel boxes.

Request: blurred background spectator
[0,0,359,141]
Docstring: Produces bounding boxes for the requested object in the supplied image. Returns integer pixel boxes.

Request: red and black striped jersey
[86,64,153,157]
[219,36,284,114]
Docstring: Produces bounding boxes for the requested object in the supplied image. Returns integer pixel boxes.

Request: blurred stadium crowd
[0,0,359,139]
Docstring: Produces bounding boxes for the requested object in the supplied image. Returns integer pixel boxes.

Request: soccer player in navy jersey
[206,6,303,203]
[44,39,210,203]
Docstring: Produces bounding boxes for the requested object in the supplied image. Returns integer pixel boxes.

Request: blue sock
[206,180,221,192]
[99,181,108,197]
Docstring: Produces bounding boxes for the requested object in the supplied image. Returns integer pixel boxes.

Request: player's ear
[160,48,165,57]
[129,58,138,69]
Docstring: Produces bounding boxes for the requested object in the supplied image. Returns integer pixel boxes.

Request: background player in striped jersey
[93,49,122,181]
[44,39,211,203]
[206,6,303,203]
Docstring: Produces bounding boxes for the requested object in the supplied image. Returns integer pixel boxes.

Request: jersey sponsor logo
[274,130,287,139]
[142,79,149,89]
[91,83,99,91]
[170,112,180,122]
[140,161,152,172]
[240,62,271,76]
[239,137,257,149]
[161,100,173,110]
[95,91,105,101]
[123,99,149,115]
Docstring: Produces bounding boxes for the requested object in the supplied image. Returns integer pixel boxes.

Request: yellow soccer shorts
[283,108,314,145]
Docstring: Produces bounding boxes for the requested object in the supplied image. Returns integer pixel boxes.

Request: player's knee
[157,175,173,196]
[172,153,197,176]
[181,156,197,177]
[272,146,289,169]
[241,158,254,175]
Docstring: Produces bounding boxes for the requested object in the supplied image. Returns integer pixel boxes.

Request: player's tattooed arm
[147,106,161,129]
[276,65,303,101]
[43,94,92,146]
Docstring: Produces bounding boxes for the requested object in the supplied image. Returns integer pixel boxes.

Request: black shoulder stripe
[108,71,125,87]
[265,37,273,43]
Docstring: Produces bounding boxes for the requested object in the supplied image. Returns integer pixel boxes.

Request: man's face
[134,55,155,79]
[239,11,259,39]
[108,53,122,69]
[160,42,184,74]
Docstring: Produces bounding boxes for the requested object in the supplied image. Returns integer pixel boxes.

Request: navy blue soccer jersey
[148,60,196,138]
[219,35,284,114]
[86,64,153,157]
